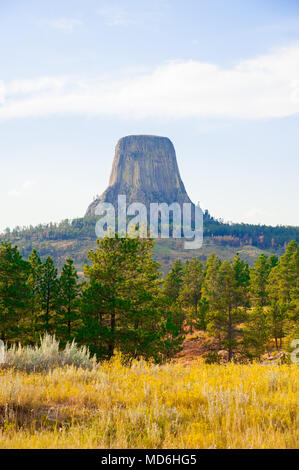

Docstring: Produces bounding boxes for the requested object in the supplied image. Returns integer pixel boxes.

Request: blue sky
[0,0,299,231]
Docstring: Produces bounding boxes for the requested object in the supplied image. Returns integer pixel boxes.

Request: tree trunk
[67,305,71,337]
[109,310,116,357]
[228,306,233,362]
[46,296,50,331]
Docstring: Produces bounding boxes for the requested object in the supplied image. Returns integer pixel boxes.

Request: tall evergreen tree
[276,241,298,306]
[27,248,43,341]
[179,258,205,331]
[250,254,271,306]
[242,306,270,360]
[202,254,221,305]
[204,260,247,361]
[57,258,81,341]
[39,257,59,333]
[0,243,31,342]
[162,259,185,342]
[268,254,279,270]
[267,241,299,347]
[163,259,184,302]
[80,234,182,361]
[267,300,286,350]
[232,253,250,309]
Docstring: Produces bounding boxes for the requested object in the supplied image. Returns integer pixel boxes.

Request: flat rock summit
[86,135,193,215]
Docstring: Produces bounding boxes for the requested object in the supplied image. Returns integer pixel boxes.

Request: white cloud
[0,81,5,104]
[5,77,68,96]
[1,44,299,120]
[22,180,35,190]
[259,17,299,33]
[96,1,169,27]
[43,18,82,32]
[7,189,20,197]
[97,6,132,26]
[8,180,35,198]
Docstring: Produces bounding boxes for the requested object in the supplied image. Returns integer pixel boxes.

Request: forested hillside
[1,211,298,271]
[0,234,298,363]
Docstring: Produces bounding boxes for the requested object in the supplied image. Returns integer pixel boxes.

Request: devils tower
[85,135,193,215]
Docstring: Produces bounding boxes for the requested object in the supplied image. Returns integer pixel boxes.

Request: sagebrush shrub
[2,334,97,372]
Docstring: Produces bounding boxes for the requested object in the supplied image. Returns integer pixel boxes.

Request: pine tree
[202,254,221,305]
[162,259,185,343]
[268,254,279,270]
[57,258,81,342]
[242,306,270,360]
[80,234,182,361]
[163,259,184,302]
[0,243,31,342]
[267,241,299,348]
[179,258,205,331]
[232,253,250,309]
[276,241,298,306]
[39,257,59,333]
[267,300,286,350]
[250,254,271,306]
[204,260,247,362]
[27,249,43,341]
[79,278,109,357]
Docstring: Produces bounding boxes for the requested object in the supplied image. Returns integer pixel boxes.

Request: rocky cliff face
[85,135,193,215]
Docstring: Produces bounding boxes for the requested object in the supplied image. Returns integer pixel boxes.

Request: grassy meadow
[0,358,298,449]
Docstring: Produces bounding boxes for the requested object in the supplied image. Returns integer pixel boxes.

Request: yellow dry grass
[0,358,298,449]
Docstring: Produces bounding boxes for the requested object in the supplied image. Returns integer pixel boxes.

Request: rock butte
[86,135,194,216]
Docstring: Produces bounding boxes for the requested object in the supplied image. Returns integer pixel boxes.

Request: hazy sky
[0,0,299,231]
